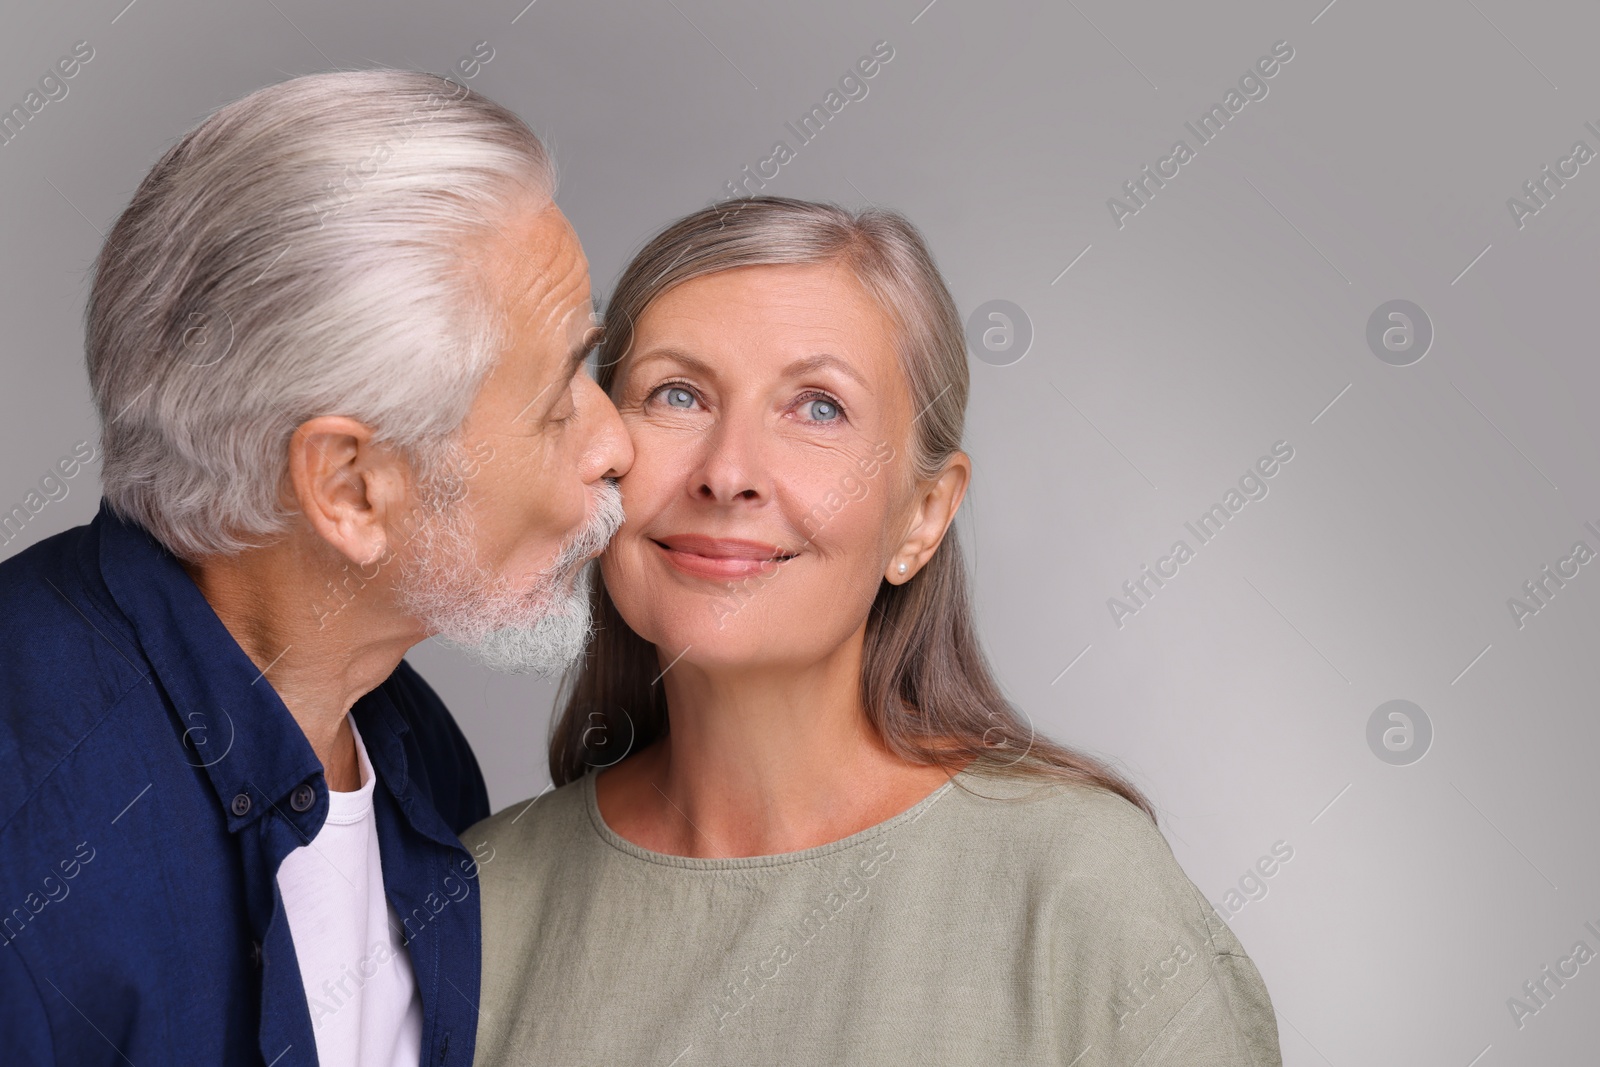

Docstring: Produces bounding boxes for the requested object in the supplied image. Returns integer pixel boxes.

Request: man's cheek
[477,457,559,567]
[540,481,589,552]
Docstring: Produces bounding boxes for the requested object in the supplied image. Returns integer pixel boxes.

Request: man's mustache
[552,479,624,574]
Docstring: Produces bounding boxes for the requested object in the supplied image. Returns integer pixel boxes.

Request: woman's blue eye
[662,387,695,409]
[804,397,840,422]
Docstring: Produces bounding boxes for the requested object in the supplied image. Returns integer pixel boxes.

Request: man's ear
[285,416,409,567]
[886,451,971,584]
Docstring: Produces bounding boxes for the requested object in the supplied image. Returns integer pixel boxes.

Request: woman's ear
[285,416,411,568]
[886,451,971,584]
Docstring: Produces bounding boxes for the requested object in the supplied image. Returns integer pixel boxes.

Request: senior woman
[467,197,1282,1065]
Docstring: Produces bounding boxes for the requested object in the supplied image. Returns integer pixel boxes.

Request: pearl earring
[897,562,908,575]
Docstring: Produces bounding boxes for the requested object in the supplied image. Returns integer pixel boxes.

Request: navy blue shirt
[0,501,491,1065]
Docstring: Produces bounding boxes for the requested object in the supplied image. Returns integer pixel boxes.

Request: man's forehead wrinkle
[550,277,595,345]
[480,204,586,319]
[503,247,588,338]
[473,209,557,285]
[502,240,564,307]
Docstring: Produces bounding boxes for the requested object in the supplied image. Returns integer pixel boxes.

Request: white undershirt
[277,715,423,1067]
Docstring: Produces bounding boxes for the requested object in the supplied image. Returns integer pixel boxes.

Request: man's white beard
[394,466,624,675]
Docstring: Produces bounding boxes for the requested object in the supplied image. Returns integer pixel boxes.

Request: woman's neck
[596,645,956,858]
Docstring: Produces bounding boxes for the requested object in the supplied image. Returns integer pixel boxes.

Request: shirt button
[290,784,316,812]
[230,793,251,817]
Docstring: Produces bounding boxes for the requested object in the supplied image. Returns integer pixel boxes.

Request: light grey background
[3,0,1597,1062]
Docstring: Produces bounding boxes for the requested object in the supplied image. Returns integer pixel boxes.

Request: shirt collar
[94,500,325,832]
[352,674,471,853]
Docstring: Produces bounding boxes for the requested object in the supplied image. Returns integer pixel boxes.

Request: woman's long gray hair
[549,196,1155,823]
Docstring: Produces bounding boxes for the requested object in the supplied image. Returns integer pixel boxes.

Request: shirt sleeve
[0,939,57,1064]
[1047,792,1284,1066]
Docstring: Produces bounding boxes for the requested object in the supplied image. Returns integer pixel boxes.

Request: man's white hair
[86,69,556,560]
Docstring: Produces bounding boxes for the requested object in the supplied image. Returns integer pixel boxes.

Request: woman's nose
[691,415,766,505]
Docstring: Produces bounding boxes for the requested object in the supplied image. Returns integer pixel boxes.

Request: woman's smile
[649,534,798,581]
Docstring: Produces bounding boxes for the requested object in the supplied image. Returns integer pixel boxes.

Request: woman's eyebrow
[782,354,868,389]
[630,348,717,378]
[630,348,869,390]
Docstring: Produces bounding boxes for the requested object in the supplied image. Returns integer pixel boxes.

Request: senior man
[0,70,631,1066]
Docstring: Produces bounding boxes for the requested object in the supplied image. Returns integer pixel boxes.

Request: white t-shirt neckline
[324,715,378,826]
[276,712,423,1067]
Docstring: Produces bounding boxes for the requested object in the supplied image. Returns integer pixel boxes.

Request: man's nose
[576,371,634,482]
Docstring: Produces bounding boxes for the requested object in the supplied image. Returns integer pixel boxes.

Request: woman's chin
[607,560,837,672]
[631,612,813,674]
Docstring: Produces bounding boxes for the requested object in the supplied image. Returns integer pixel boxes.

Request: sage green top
[467,769,1282,1066]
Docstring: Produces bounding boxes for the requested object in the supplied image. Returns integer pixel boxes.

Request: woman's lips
[651,535,796,581]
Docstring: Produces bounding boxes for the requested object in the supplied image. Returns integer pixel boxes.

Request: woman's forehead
[629,266,894,363]
[657,262,873,317]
